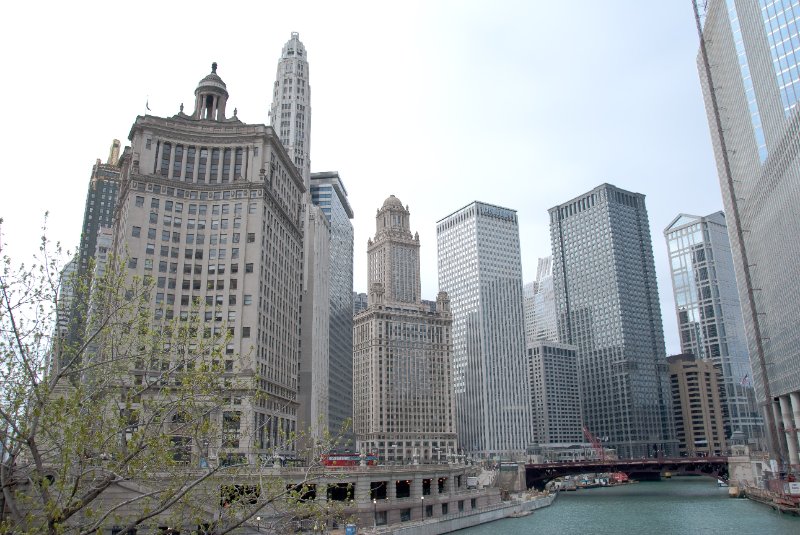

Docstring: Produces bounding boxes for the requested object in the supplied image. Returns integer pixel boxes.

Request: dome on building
[382,195,404,210]
[195,62,228,97]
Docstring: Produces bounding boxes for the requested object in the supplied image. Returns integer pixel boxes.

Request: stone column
[317,483,328,503]
[779,395,799,467]
[788,392,800,467]
[387,478,397,500]
[772,400,789,464]
[355,476,370,504]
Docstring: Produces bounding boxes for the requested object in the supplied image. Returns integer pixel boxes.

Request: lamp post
[420,495,424,521]
[255,516,261,532]
[373,498,377,531]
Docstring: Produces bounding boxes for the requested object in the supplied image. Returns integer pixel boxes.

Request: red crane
[582,425,605,461]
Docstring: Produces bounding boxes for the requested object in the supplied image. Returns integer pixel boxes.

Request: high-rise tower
[436,202,533,459]
[353,196,456,463]
[269,32,311,188]
[664,211,763,447]
[310,171,355,446]
[549,184,675,458]
[695,0,800,466]
[113,64,306,461]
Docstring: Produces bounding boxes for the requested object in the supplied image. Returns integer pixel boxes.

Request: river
[455,477,800,534]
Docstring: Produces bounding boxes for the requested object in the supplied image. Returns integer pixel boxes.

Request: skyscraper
[353,196,456,462]
[353,292,368,316]
[527,341,582,445]
[522,256,558,345]
[695,0,800,466]
[668,353,728,457]
[78,140,122,275]
[437,202,532,459]
[549,184,675,458]
[310,171,355,444]
[113,63,305,460]
[269,32,311,187]
[268,33,332,442]
[664,211,763,446]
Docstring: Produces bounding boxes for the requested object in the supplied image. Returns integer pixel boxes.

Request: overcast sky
[0,1,722,355]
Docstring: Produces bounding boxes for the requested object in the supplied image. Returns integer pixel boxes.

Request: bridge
[525,456,729,490]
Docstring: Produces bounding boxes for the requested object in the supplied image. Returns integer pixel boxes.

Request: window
[132,226,141,237]
[247,233,255,243]
[165,200,173,212]
[135,196,144,207]
[230,279,237,290]
[149,212,158,224]
[128,258,138,268]
[146,243,155,255]
[148,227,156,239]
[244,295,252,305]
[159,261,167,273]
[245,263,254,273]
[242,327,250,338]
[144,259,153,270]
[229,294,237,305]
[231,263,239,274]
[151,198,160,209]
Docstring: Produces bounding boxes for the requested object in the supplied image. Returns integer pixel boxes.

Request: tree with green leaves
[0,221,351,534]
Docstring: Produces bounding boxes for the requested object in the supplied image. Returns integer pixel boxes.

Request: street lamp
[373,498,377,530]
[420,495,424,521]
[255,516,261,532]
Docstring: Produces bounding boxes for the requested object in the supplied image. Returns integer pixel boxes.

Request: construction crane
[582,425,605,461]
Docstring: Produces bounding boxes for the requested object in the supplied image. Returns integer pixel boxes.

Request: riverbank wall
[384,493,556,535]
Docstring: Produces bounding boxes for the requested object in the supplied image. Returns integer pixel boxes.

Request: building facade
[310,171,355,445]
[522,256,558,346]
[696,0,800,467]
[549,184,675,458]
[527,341,582,445]
[353,196,457,463]
[668,353,728,457]
[113,64,305,460]
[664,211,763,447]
[436,201,532,459]
[353,292,368,316]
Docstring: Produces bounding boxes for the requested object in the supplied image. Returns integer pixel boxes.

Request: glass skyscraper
[310,171,355,445]
[697,0,800,465]
[664,211,763,446]
[436,202,532,459]
[550,184,675,459]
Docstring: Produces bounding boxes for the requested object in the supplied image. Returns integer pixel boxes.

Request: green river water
[455,477,800,534]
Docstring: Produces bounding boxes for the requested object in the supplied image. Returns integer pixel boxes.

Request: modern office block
[437,202,532,459]
[113,64,305,460]
[353,196,457,462]
[668,353,727,457]
[353,292,368,316]
[665,211,763,446]
[550,184,675,458]
[527,341,582,445]
[310,171,355,444]
[697,0,800,465]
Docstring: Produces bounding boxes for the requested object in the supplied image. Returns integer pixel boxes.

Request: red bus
[321,453,378,467]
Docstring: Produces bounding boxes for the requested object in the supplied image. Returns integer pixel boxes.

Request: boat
[717,479,729,487]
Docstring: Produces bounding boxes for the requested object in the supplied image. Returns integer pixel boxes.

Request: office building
[665,212,763,446]
[113,63,305,460]
[353,196,457,462]
[668,353,727,457]
[527,341,582,445]
[549,184,675,458]
[353,292,368,316]
[523,256,558,346]
[310,171,355,444]
[437,201,532,459]
[696,0,800,466]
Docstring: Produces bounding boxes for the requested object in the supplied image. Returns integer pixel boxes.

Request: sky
[0,0,722,355]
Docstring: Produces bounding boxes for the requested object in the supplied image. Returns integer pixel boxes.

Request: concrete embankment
[385,493,556,535]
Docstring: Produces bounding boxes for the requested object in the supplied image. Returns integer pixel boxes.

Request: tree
[0,221,350,534]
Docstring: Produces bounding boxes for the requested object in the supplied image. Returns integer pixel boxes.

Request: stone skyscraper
[268,33,332,441]
[311,171,355,444]
[269,32,311,187]
[695,0,800,466]
[437,202,532,459]
[353,196,457,462]
[550,184,675,458]
[665,212,763,446]
[113,64,305,460]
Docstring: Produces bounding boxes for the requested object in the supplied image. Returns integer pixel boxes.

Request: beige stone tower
[353,196,457,463]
